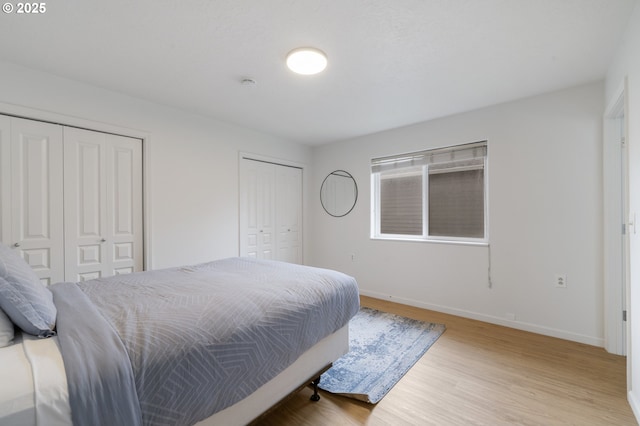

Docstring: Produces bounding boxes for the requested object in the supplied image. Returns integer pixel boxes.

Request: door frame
[603,78,629,358]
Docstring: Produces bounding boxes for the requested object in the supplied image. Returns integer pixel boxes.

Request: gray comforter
[50,258,359,426]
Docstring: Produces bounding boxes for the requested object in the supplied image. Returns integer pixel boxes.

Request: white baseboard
[359,289,604,347]
[629,390,640,425]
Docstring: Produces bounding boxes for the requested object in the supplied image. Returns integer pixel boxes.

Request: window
[371,141,487,243]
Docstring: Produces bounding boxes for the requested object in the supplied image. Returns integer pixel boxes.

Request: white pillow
[0,308,14,347]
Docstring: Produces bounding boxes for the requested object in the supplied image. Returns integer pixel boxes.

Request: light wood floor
[256,296,637,425]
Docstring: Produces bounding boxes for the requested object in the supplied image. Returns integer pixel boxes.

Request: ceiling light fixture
[286,47,328,75]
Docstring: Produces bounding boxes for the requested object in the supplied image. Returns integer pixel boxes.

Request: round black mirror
[320,170,358,217]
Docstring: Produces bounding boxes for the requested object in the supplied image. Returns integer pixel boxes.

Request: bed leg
[310,375,321,402]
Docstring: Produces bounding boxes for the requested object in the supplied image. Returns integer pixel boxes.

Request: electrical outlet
[555,274,567,288]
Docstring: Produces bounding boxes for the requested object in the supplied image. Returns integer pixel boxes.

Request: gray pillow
[0,243,56,337]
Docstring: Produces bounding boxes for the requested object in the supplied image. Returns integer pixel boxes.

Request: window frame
[370,142,489,245]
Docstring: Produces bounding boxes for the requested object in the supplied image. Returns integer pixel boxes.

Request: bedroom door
[63,127,143,281]
[240,157,302,263]
[0,117,65,286]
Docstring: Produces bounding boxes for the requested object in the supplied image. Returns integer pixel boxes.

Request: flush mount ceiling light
[286,47,328,75]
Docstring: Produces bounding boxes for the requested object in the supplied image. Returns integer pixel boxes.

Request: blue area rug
[319,307,446,404]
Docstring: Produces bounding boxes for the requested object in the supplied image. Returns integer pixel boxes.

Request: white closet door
[276,166,302,264]
[63,128,105,281]
[63,127,142,281]
[240,158,302,264]
[240,159,276,259]
[107,134,143,276]
[7,118,64,286]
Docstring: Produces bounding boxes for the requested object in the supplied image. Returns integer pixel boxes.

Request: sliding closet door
[240,157,302,263]
[63,127,142,281]
[2,118,65,285]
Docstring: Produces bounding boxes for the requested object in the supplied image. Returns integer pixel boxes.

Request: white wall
[0,61,313,269]
[311,82,604,346]
[606,1,640,421]
[0,58,607,347]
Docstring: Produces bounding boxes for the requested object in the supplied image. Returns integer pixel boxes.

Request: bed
[0,245,360,426]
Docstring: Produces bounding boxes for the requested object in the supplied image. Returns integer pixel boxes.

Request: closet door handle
[13,242,20,247]
[100,238,106,243]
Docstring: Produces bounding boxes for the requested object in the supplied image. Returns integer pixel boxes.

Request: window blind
[380,173,423,235]
[371,141,487,174]
[429,168,485,238]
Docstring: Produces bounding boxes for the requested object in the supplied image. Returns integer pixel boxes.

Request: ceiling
[0,0,636,145]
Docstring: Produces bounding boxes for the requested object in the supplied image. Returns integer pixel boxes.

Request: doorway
[603,82,628,357]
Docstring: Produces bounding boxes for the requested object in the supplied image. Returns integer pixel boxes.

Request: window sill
[370,235,488,247]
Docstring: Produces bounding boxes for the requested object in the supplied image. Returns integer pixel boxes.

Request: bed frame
[196,323,349,425]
